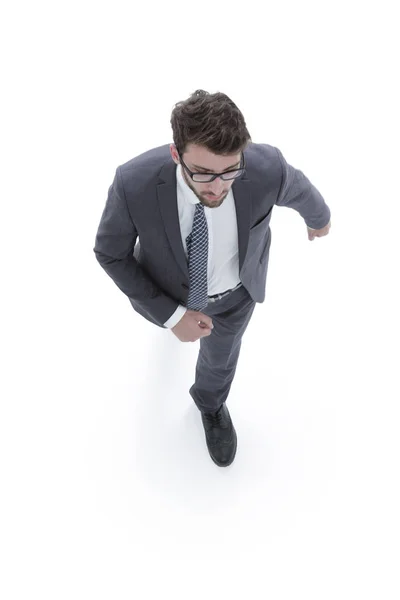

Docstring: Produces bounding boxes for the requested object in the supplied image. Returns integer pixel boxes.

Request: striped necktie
[186,203,209,310]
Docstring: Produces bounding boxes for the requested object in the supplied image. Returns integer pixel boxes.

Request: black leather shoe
[201,403,237,467]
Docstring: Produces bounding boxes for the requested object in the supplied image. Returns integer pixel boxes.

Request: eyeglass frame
[178,150,246,182]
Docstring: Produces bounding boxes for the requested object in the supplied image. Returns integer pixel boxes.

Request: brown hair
[170,89,252,156]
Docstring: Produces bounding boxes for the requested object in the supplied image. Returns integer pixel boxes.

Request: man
[93,89,331,468]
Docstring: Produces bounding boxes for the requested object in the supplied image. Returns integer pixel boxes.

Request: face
[170,143,242,209]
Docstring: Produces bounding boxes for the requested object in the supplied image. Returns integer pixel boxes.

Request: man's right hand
[171,310,214,342]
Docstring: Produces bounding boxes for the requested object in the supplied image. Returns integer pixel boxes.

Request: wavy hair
[170,89,252,156]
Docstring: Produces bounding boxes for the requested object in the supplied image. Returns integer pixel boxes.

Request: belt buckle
[213,289,229,302]
[208,283,240,303]
[208,293,221,303]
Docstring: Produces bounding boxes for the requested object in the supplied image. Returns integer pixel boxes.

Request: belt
[207,282,242,303]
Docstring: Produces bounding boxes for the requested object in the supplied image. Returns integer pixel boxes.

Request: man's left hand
[307,220,331,241]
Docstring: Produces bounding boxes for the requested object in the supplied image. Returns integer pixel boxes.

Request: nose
[208,176,225,195]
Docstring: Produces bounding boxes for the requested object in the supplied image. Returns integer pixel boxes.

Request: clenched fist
[171,310,214,343]
[307,220,331,241]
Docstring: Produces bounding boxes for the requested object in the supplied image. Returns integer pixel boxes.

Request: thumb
[197,313,214,329]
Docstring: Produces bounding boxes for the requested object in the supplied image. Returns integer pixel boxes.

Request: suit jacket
[93,142,331,329]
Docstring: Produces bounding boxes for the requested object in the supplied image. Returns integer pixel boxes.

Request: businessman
[93,89,331,467]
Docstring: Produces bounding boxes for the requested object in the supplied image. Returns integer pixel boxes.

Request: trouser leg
[189,285,256,413]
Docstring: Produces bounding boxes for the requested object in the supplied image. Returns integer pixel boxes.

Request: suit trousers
[189,283,256,413]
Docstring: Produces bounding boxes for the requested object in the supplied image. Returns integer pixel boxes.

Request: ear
[170,144,179,164]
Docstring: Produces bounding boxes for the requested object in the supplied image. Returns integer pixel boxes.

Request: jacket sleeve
[93,166,180,328]
[274,147,331,230]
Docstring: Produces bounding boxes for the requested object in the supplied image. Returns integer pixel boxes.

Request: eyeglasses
[178,151,246,182]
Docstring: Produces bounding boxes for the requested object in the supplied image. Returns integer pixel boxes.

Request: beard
[181,168,227,208]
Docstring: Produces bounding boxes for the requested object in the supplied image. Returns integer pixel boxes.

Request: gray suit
[93,142,330,411]
[93,142,330,326]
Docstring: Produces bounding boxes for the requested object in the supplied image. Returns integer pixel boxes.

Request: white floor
[3,203,399,598]
[2,2,399,598]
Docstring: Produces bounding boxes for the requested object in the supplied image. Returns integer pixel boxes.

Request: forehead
[185,143,241,171]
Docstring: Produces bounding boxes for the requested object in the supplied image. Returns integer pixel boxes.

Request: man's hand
[171,310,214,343]
[307,220,331,241]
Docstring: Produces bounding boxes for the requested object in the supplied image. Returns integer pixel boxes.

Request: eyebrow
[191,160,241,173]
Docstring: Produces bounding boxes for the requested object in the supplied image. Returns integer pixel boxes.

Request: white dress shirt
[163,163,241,329]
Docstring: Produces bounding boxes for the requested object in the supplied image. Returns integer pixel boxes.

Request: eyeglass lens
[192,170,243,182]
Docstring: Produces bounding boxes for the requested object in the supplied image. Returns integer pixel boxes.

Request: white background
[1,0,399,598]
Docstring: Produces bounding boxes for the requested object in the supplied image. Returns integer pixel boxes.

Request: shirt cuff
[164,304,188,329]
